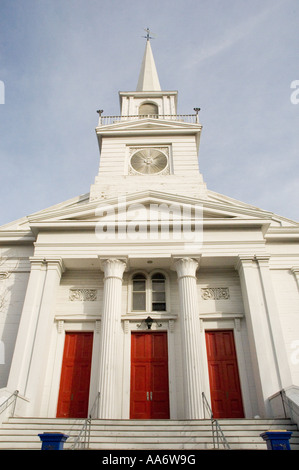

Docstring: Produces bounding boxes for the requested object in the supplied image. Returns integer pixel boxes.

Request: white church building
[1,36,299,432]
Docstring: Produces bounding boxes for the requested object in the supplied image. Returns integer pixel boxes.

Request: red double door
[130,332,170,419]
[56,330,242,420]
[57,332,93,418]
[205,330,244,419]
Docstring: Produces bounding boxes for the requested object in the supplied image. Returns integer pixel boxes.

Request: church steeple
[136,30,161,92]
[90,32,207,202]
[118,30,177,118]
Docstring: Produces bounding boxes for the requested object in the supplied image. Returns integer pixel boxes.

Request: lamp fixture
[145,316,154,329]
[144,316,162,330]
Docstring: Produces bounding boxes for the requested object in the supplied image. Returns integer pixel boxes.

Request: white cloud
[184,1,285,69]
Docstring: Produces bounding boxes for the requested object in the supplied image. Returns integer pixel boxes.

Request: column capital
[99,257,127,280]
[173,257,199,280]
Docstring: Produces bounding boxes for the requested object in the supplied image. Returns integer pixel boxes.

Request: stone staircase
[0,417,298,450]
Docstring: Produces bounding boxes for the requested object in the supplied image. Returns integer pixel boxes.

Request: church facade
[1,38,299,423]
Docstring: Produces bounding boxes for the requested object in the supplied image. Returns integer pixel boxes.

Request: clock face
[130,148,168,175]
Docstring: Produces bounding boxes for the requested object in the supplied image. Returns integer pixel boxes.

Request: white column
[7,257,47,395]
[174,257,203,419]
[25,258,64,414]
[256,256,292,388]
[98,258,126,419]
[236,255,283,416]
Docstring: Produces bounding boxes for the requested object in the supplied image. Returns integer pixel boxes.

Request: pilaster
[7,257,47,394]
[256,256,292,389]
[25,258,65,414]
[236,255,283,416]
[291,267,299,291]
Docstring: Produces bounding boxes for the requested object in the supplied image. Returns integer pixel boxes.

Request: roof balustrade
[97,113,200,126]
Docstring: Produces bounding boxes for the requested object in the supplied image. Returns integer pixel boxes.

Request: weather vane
[143,28,155,41]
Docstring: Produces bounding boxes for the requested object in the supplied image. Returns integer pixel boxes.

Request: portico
[2,35,298,427]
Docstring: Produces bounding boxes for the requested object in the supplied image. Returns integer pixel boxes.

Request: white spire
[136,36,161,92]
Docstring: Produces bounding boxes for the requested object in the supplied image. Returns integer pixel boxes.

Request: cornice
[27,218,273,237]
[265,227,299,241]
[26,189,277,224]
[0,230,35,244]
[95,124,202,139]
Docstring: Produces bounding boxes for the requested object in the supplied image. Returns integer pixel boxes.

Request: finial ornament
[143,28,155,41]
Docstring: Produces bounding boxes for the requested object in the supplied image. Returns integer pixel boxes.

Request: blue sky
[0,0,298,225]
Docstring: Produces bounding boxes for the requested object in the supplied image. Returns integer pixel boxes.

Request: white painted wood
[97,259,126,418]
[0,38,299,425]
[173,257,203,418]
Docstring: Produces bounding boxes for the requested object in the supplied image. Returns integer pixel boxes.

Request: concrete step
[0,417,298,450]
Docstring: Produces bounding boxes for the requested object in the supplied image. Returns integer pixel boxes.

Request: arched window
[131,271,167,312]
[139,102,158,117]
[132,273,146,311]
[151,273,166,311]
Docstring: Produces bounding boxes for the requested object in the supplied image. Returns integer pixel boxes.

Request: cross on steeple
[136,29,161,91]
[143,28,154,41]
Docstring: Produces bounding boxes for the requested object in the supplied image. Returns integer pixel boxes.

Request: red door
[205,330,244,419]
[57,332,93,418]
[130,332,170,419]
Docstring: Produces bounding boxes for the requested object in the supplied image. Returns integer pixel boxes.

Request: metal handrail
[202,392,230,450]
[98,113,200,126]
[0,390,19,418]
[71,392,100,450]
[70,417,91,450]
[280,389,299,423]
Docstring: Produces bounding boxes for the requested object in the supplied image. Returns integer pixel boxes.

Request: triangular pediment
[1,190,298,243]
[96,117,201,134]
[24,190,281,226]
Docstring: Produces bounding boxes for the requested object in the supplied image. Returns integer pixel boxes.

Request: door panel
[130,332,170,419]
[206,330,244,419]
[130,363,150,418]
[57,332,93,418]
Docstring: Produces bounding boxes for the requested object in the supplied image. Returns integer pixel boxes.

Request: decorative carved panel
[201,287,230,300]
[69,289,97,301]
